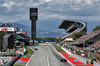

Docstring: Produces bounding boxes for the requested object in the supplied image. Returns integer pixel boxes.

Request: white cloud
[72,7,81,10]
[74,0,84,4]
[2,1,14,9]
[0,0,100,23]
[45,0,52,2]
[85,0,93,5]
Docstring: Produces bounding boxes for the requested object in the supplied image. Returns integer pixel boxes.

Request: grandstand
[0,23,30,46]
[59,20,100,63]
[68,29,100,48]
[87,39,100,50]
[59,20,100,48]
[72,30,100,43]
[59,20,87,44]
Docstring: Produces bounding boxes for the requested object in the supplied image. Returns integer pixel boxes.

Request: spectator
[4,61,7,64]
[0,60,4,66]
[11,53,13,56]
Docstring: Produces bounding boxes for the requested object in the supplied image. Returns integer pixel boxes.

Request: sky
[0,0,100,33]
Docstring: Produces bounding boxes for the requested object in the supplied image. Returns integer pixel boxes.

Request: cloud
[2,1,14,9]
[45,0,52,2]
[0,0,100,23]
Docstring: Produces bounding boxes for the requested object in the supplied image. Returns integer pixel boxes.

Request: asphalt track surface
[27,45,71,66]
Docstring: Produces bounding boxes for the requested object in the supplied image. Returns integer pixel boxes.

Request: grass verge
[54,45,65,53]
[89,57,94,60]
[23,46,34,57]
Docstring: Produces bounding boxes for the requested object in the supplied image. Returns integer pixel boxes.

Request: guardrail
[94,61,100,66]
[61,47,72,55]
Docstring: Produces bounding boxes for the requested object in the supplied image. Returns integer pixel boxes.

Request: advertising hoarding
[0,27,14,32]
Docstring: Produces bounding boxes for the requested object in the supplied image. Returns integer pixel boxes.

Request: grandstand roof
[59,20,76,29]
[58,20,87,42]
[65,38,74,41]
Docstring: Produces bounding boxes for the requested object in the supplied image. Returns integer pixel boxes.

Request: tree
[72,31,86,40]
[93,26,100,31]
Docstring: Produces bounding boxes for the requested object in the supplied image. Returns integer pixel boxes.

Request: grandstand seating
[87,40,100,49]
[73,29,100,43]
[97,49,100,53]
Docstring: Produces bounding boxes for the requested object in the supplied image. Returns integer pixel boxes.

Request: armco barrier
[61,47,72,55]
[94,61,100,66]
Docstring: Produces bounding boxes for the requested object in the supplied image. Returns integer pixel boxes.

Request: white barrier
[61,47,72,55]
[94,61,100,66]
[56,44,60,47]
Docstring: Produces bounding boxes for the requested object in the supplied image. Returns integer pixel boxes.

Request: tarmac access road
[26,45,71,66]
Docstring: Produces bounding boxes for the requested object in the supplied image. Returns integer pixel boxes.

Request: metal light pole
[58,32,62,46]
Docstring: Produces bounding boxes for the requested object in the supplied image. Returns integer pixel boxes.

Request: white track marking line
[46,51,50,66]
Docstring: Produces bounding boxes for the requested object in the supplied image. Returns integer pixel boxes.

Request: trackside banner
[0,27,14,31]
